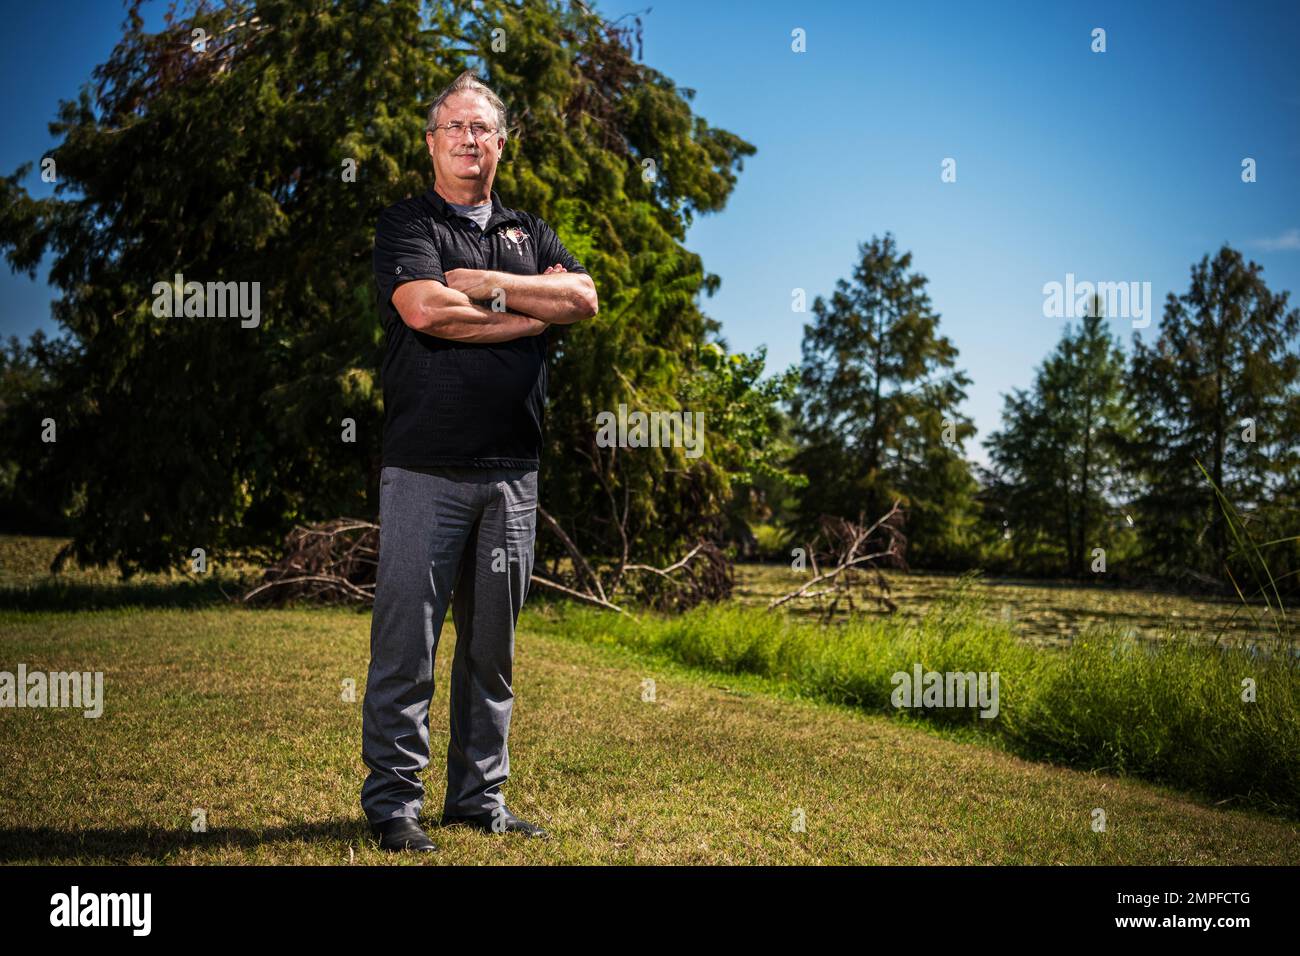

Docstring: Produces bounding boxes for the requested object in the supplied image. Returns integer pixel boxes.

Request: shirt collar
[426,186,521,232]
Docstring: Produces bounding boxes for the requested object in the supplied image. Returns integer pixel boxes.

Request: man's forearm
[432,303,547,342]
[409,286,547,343]
[478,272,598,325]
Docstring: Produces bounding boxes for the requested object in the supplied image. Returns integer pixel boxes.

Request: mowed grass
[2,603,1298,864]
[0,535,255,610]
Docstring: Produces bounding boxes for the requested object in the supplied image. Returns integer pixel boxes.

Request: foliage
[790,233,979,567]
[0,0,758,576]
[1126,245,1300,588]
[983,305,1137,576]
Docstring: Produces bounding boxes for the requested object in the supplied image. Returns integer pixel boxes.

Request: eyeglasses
[431,122,498,140]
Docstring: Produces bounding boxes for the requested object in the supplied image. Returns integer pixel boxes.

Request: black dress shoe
[440,807,549,839]
[370,816,438,852]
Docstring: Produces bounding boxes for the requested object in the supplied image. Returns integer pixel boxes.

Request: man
[362,70,598,853]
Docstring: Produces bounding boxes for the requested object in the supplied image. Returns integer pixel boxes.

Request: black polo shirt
[372,187,588,470]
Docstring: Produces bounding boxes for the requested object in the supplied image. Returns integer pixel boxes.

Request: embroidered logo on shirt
[500,225,530,253]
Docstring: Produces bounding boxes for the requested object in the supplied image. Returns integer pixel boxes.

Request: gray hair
[425,70,508,144]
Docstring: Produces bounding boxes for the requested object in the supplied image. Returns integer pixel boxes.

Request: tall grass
[550,575,1300,816]
[1195,457,1298,651]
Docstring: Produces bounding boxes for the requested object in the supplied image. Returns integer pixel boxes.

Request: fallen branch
[528,574,634,617]
[537,505,607,603]
[767,501,908,620]
[624,543,706,580]
[767,548,899,610]
[242,574,375,604]
[535,507,731,613]
[242,518,380,606]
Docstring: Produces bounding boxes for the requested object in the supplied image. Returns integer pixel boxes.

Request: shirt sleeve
[530,214,589,275]
[373,206,445,310]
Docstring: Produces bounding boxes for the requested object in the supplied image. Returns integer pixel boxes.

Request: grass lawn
[2,602,1297,865]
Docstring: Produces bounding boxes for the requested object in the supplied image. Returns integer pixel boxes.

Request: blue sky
[3,0,1298,465]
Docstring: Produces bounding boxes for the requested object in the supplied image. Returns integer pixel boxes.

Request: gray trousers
[361,464,538,824]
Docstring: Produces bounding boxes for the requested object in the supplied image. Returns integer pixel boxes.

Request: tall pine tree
[791,233,978,566]
[1127,245,1300,586]
[984,301,1135,576]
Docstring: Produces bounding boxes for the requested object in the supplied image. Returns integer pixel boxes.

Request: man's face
[426,91,504,189]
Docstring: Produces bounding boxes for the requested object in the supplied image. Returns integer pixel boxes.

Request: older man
[362,70,598,852]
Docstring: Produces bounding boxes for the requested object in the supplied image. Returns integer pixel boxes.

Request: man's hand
[444,268,499,301]
[444,264,570,298]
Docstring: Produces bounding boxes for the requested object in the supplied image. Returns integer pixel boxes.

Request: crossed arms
[392,265,598,343]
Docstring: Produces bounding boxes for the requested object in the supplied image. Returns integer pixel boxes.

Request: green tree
[791,233,978,567]
[0,332,77,534]
[684,343,804,559]
[1127,245,1300,587]
[984,302,1136,576]
[0,0,757,577]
